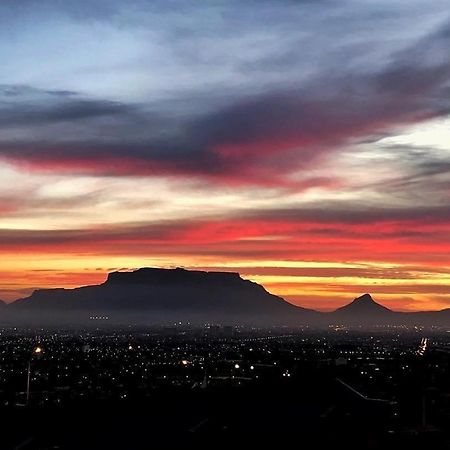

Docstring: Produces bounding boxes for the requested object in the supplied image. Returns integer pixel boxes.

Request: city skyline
[1,0,450,311]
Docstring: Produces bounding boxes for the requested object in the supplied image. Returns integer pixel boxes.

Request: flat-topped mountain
[6,267,317,325]
[105,268,241,285]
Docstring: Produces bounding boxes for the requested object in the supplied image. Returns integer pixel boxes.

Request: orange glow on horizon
[1,253,449,311]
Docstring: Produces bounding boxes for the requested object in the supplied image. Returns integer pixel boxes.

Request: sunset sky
[1,0,450,311]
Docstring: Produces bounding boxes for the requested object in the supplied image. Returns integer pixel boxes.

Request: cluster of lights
[0,329,440,410]
[416,338,428,356]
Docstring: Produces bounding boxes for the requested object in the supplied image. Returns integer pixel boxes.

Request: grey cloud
[0,12,449,186]
[244,203,450,225]
[0,86,135,127]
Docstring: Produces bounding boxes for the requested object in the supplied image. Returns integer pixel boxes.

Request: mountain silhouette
[6,268,317,326]
[333,293,393,316]
[331,293,450,326]
[2,268,450,327]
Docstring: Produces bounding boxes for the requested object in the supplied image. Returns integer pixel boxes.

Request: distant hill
[330,293,450,326]
[332,293,393,321]
[6,268,318,326]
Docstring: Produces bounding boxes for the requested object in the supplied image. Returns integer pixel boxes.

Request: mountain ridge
[2,268,450,327]
[6,267,317,326]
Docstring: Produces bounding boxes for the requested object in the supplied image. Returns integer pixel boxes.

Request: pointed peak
[334,293,392,315]
[354,293,374,303]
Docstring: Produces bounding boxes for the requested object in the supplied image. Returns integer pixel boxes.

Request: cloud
[0,85,135,127]
[0,10,449,187]
[0,202,448,263]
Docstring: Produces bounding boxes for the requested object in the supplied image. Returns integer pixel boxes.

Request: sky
[0,0,450,311]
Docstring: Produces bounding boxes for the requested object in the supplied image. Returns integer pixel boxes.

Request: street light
[26,346,43,406]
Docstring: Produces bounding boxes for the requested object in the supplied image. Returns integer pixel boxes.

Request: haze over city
[1,0,450,312]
